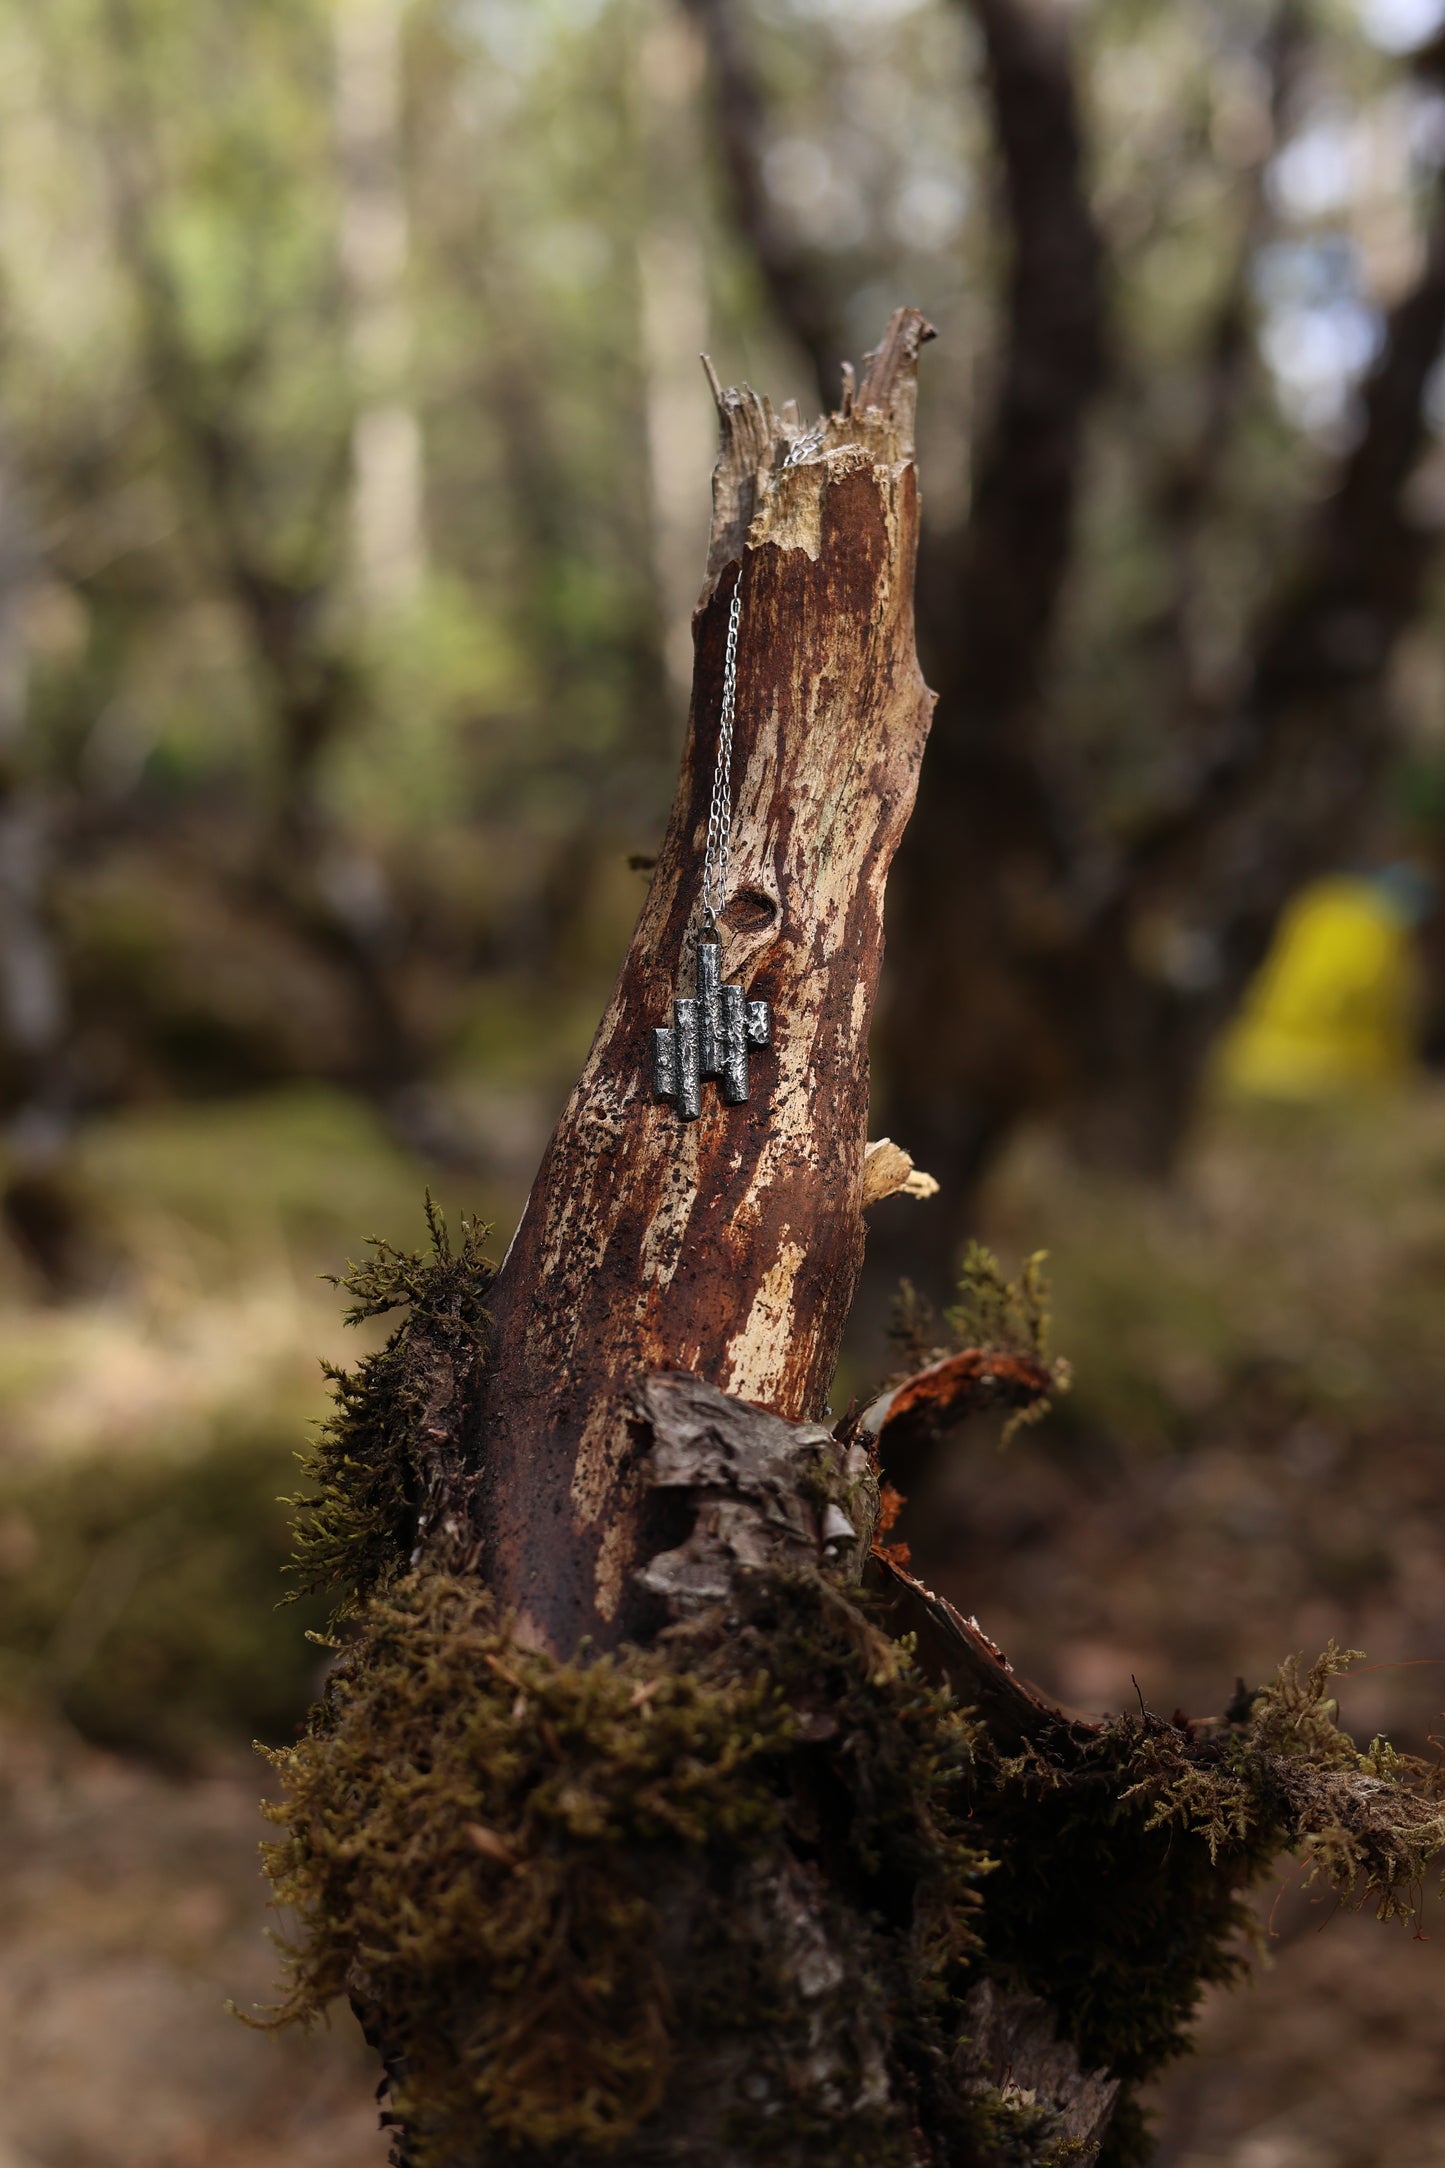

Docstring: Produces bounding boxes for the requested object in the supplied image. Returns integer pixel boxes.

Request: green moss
[964,2079,1083,2165]
[968,1640,1445,2134]
[264,1203,1445,2164]
[945,1243,1053,1363]
[288,1196,494,1617]
[889,1245,1069,1444]
[263,1571,793,2151]
[261,1563,996,2165]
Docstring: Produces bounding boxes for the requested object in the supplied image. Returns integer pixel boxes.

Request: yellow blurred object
[1219,876,1422,1097]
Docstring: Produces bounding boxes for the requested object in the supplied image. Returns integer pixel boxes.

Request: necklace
[652,577,772,1121]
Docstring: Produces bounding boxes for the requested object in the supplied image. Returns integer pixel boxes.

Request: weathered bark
[467,308,937,1657]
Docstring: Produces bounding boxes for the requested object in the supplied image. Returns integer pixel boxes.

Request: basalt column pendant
[652,930,771,1121]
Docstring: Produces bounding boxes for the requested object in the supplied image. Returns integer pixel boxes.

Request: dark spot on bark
[724,889,778,934]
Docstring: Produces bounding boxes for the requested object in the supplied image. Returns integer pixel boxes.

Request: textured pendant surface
[653,931,771,1121]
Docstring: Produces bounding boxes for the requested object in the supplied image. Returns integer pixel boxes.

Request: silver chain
[702,581,742,935]
[783,419,826,468]
[699,422,824,935]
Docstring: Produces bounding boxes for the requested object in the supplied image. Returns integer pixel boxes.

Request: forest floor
[921,1089,1445,2167]
[0,1077,1443,2165]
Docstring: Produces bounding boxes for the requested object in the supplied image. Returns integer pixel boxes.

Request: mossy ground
[264,1573,801,2154]
[0,1423,329,1762]
[0,1085,450,1762]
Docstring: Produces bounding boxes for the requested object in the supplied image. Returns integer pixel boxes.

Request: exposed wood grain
[466,309,936,1656]
[959,1979,1121,2153]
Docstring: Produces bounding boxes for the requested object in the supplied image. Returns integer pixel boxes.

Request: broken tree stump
[466,306,937,1656]
[263,307,1445,2168]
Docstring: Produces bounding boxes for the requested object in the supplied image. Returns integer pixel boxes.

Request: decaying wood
[627,1370,1122,2163]
[859,1346,1058,1453]
[634,1370,871,1614]
[958,1980,1121,2151]
[467,307,936,1655]
[862,1136,940,1207]
[866,1546,1072,1754]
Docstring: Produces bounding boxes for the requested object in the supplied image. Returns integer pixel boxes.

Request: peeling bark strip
[470,309,936,1655]
[635,1369,872,1612]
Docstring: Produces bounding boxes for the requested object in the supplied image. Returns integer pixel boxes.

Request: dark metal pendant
[653,930,771,1120]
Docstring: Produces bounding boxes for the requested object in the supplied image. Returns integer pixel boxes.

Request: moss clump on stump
[261,1228,1445,2167]
[261,1568,991,2165]
[288,1198,493,1617]
[263,1572,793,2150]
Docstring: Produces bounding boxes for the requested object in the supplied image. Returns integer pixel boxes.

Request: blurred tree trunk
[682,0,853,406]
[692,0,1445,1318]
[87,0,468,1157]
[637,0,716,724]
[336,0,428,610]
[885,10,1445,1267]
[872,0,1105,1309]
[0,434,89,1291]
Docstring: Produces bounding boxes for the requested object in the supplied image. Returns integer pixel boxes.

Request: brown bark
[467,309,937,1658]
[0,435,89,1292]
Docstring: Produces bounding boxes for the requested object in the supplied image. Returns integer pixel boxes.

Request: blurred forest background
[4,0,1445,2162]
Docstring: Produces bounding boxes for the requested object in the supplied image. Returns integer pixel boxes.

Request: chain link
[783,419,826,469]
[702,581,741,936]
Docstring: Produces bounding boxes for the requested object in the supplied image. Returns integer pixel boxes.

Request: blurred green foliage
[0,1424,328,1763]
[0,0,1437,886]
